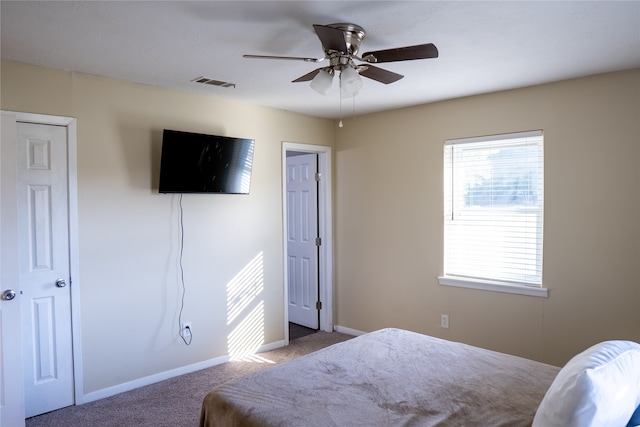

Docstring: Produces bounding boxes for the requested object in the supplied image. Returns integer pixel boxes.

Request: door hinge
[316,301,322,310]
[315,172,321,182]
[315,237,322,246]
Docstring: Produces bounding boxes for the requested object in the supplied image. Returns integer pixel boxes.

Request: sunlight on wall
[227,252,272,362]
[226,252,264,324]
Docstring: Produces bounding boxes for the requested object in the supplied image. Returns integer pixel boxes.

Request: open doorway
[282,143,333,344]
[286,151,320,332]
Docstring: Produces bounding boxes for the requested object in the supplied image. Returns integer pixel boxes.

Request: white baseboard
[82,339,286,404]
[82,327,365,404]
[334,325,366,336]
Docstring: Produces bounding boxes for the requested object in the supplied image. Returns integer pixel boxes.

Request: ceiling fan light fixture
[340,66,363,97]
[309,69,334,95]
[341,86,358,98]
[340,83,360,98]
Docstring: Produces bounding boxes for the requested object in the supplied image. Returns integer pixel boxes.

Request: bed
[200,328,640,427]
[200,328,554,426]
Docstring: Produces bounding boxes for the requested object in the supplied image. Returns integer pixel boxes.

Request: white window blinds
[444,130,544,287]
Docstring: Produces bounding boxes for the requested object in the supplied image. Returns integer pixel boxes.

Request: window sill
[438,276,548,298]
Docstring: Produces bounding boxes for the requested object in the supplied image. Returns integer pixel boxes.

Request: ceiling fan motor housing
[327,23,365,56]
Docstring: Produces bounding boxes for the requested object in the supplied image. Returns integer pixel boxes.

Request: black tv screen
[159,129,255,194]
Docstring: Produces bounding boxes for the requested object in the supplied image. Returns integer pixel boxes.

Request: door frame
[282,143,333,343]
[0,111,84,411]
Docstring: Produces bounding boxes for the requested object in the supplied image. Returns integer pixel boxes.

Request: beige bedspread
[200,328,559,427]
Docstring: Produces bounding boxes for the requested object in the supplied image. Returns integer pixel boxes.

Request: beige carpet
[26,331,353,427]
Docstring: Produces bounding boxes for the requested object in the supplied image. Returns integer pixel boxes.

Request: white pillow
[533,340,640,427]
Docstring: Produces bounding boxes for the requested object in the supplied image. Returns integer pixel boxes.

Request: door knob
[55,278,67,288]
[2,289,16,301]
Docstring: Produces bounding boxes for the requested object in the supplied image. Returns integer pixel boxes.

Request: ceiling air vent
[191,77,236,88]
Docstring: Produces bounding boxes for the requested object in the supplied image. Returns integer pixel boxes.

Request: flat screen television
[159,129,255,194]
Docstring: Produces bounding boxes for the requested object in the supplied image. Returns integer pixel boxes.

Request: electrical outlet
[181,322,192,338]
[440,314,449,329]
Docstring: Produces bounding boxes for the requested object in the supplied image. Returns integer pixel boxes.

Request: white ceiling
[2,1,639,119]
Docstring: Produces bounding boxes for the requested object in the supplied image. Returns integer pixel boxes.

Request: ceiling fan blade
[361,43,439,63]
[292,68,323,83]
[313,24,348,52]
[243,54,320,63]
[358,65,404,84]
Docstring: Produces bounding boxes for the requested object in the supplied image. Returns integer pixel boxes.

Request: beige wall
[1,60,334,394]
[334,69,640,366]
[3,59,639,397]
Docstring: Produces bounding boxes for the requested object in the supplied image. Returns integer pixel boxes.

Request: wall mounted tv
[159,129,255,194]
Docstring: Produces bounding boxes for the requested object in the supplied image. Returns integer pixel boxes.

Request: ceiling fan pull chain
[352,95,356,119]
[339,73,344,128]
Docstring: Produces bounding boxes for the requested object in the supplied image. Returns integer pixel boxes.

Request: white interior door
[17,122,74,417]
[1,113,26,427]
[286,153,319,329]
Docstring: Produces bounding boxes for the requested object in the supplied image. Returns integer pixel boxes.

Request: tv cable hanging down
[177,193,192,346]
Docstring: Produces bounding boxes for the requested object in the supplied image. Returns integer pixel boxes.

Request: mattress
[200,328,560,427]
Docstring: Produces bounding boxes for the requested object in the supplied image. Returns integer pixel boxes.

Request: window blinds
[444,130,543,286]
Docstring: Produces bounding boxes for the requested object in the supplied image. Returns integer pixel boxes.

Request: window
[439,130,546,297]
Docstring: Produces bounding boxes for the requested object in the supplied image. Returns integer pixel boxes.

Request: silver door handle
[55,278,67,288]
[2,289,16,301]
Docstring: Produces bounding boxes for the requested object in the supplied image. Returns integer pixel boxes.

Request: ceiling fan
[243,23,438,96]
